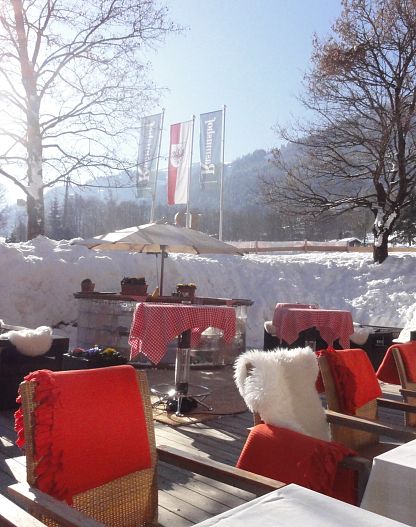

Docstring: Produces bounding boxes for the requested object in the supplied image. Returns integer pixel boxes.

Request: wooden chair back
[19,369,158,527]
[317,354,379,450]
[392,346,416,427]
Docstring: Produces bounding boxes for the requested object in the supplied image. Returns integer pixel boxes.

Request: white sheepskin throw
[3,326,53,357]
[234,347,330,440]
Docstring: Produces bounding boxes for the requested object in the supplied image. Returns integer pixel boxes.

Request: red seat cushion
[320,348,382,413]
[15,365,152,504]
[236,424,357,504]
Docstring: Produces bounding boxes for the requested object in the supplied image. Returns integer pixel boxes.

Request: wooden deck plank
[159,463,253,505]
[155,424,244,464]
[157,487,222,526]
[158,474,231,516]
[156,506,193,527]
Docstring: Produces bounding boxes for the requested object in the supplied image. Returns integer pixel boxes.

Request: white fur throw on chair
[2,326,53,357]
[234,347,330,441]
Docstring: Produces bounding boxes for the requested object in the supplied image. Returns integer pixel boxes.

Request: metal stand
[304,326,318,352]
[152,328,213,416]
[151,383,212,415]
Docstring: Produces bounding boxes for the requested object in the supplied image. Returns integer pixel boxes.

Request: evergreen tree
[47,197,63,240]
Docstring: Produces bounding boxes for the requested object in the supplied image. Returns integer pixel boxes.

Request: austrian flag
[168,120,193,205]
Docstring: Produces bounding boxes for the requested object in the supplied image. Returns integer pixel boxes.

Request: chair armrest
[325,409,416,441]
[157,444,285,496]
[377,397,416,413]
[6,484,105,527]
[400,388,416,398]
[339,455,371,505]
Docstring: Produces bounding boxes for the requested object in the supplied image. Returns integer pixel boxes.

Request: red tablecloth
[129,303,236,363]
[272,307,354,348]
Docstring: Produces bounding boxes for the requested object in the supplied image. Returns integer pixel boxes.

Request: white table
[361,439,416,526]
[194,484,410,526]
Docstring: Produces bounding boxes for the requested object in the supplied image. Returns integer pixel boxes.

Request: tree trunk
[372,232,389,264]
[26,192,45,240]
[14,0,45,240]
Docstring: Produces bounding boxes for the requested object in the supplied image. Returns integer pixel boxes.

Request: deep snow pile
[1,236,416,348]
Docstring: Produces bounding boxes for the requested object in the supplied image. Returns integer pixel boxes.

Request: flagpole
[219,105,226,240]
[186,115,195,228]
[150,109,164,223]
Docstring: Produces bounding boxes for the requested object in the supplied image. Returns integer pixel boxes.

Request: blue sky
[147,0,343,165]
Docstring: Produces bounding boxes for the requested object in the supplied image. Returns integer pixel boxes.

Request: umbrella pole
[160,245,167,296]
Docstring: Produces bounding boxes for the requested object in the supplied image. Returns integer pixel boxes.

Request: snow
[2,236,416,349]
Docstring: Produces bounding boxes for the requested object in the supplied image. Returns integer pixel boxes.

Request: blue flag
[199,109,223,187]
[136,113,162,196]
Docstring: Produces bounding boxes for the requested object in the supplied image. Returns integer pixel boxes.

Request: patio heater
[165,329,211,417]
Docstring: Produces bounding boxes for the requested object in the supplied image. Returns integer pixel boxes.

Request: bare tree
[261,0,416,263]
[0,0,177,239]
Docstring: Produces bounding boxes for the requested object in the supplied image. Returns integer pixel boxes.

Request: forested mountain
[4,148,373,242]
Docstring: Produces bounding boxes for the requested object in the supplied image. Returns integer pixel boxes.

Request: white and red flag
[168,120,193,205]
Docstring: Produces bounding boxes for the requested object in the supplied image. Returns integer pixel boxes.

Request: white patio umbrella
[74,222,243,295]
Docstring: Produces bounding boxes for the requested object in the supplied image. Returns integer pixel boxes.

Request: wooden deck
[0,407,257,527]
[0,383,406,526]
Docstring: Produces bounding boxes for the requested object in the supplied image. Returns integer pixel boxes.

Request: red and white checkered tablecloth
[129,303,236,363]
[272,307,354,348]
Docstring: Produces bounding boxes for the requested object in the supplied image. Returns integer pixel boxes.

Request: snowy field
[1,236,416,348]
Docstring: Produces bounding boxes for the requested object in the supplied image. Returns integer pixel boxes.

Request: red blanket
[377,342,416,384]
[15,365,151,504]
[319,348,381,414]
[237,424,357,504]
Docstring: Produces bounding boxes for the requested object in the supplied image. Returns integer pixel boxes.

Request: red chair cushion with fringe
[377,342,416,384]
[319,348,382,414]
[15,365,151,504]
[236,424,357,504]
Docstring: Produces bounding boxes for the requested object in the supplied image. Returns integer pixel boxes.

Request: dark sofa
[0,327,69,410]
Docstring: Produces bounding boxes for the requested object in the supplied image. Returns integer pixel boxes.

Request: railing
[231,240,416,254]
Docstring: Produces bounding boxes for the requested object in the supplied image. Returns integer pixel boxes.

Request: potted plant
[80,278,95,292]
[176,283,197,298]
[120,276,148,296]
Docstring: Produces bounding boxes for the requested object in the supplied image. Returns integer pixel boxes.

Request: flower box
[120,277,148,296]
[176,284,197,298]
[63,353,127,370]
[120,283,148,296]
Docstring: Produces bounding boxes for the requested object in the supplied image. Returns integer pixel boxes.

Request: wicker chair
[318,347,416,458]
[10,365,282,527]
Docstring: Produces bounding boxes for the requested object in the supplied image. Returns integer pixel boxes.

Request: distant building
[338,237,363,247]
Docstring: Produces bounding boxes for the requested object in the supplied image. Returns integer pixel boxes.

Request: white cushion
[234,347,330,440]
[2,326,53,356]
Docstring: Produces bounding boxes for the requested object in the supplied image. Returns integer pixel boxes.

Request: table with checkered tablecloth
[272,307,354,349]
[129,303,236,363]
